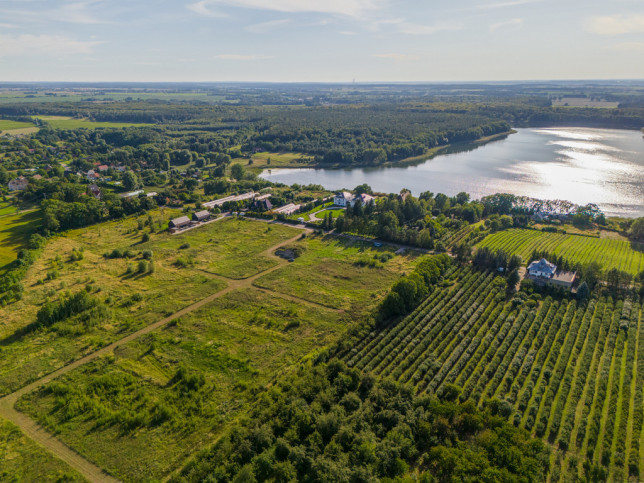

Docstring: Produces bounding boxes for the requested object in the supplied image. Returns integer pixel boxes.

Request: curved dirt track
[0,228,305,482]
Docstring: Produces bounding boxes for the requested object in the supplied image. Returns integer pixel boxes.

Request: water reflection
[260,128,644,218]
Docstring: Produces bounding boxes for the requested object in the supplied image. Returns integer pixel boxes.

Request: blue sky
[1,0,644,82]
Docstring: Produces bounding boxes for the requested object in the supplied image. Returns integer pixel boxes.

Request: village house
[31,174,43,181]
[192,210,211,222]
[8,176,29,191]
[97,164,109,172]
[334,191,355,207]
[252,198,273,211]
[527,258,577,290]
[88,183,101,199]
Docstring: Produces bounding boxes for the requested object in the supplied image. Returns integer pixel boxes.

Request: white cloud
[0,33,103,56]
[474,0,543,9]
[371,19,462,35]
[609,41,644,51]
[585,14,644,35]
[214,54,273,60]
[187,0,227,18]
[245,19,291,33]
[1,1,112,25]
[188,0,383,18]
[372,53,420,61]
[0,23,19,28]
[490,18,523,32]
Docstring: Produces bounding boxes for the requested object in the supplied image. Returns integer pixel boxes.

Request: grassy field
[17,288,345,481]
[0,215,302,397]
[0,91,234,104]
[248,151,314,169]
[345,266,644,481]
[0,120,35,132]
[0,209,41,270]
[478,228,644,275]
[8,219,419,480]
[0,203,18,217]
[149,217,297,278]
[0,419,86,481]
[254,235,418,311]
[32,116,153,130]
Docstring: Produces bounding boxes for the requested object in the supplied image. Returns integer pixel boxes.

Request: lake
[259,127,644,218]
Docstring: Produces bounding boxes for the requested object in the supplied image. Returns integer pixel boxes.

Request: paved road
[0,229,305,483]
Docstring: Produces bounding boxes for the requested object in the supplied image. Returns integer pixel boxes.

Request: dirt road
[0,229,305,482]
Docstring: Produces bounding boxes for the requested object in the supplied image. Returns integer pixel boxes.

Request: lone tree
[123,171,140,191]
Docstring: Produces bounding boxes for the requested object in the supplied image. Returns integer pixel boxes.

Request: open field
[254,235,419,311]
[0,209,41,270]
[32,116,153,130]
[0,418,86,481]
[17,288,344,481]
[0,91,235,104]
[247,151,315,169]
[150,217,297,278]
[478,228,644,275]
[0,215,300,397]
[0,120,35,132]
[345,266,644,481]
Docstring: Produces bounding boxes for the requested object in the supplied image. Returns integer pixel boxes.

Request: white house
[8,176,28,191]
[527,258,557,278]
[334,191,355,207]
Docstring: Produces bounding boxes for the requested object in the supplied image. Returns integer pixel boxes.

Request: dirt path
[0,229,305,483]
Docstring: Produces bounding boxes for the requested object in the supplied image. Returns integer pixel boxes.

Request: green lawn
[0,419,85,482]
[254,235,418,312]
[17,289,344,481]
[0,120,35,132]
[477,228,644,275]
[0,209,41,270]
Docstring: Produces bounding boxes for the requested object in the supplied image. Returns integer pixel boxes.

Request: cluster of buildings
[526,258,577,291]
[168,210,213,233]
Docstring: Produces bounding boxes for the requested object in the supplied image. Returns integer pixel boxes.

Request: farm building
[274,203,301,215]
[192,210,211,222]
[169,216,191,230]
[8,176,28,191]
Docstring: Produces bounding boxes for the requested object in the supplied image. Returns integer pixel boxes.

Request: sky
[1,0,644,82]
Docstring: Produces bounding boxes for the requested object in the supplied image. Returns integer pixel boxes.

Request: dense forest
[175,360,550,482]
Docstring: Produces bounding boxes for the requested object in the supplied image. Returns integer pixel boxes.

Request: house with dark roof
[252,199,273,212]
[88,183,101,199]
[527,258,577,290]
[528,258,557,278]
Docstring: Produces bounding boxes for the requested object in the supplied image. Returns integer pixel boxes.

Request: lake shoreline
[260,127,644,219]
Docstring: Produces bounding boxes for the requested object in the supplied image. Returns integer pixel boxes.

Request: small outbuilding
[192,210,211,222]
[169,216,191,230]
